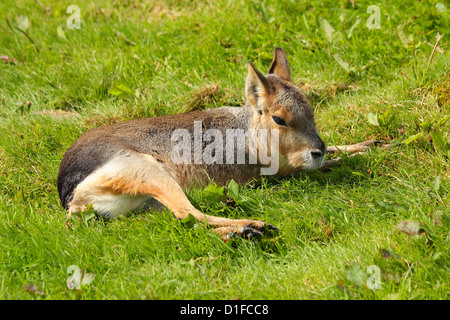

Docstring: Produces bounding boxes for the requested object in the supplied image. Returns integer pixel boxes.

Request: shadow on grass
[255,153,378,189]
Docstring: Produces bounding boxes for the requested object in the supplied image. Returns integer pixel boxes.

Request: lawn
[0,0,449,300]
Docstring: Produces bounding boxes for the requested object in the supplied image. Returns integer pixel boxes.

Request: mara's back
[57,106,258,208]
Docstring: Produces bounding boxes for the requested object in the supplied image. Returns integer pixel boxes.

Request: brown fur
[58,47,375,241]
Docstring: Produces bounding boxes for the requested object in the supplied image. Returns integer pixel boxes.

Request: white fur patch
[68,153,164,218]
[88,193,151,218]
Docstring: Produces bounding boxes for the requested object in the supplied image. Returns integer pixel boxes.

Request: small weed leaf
[432,176,441,193]
[430,129,449,157]
[420,120,433,131]
[15,15,30,31]
[57,26,66,40]
[320,18,343,42]
[108,83,134,97]
[226,179,240,200]
[406,117,449,154]
[405,132,425,145]
[378,106,393,126]
[367,112,380,126]
[437,114,450,128]
[320,18,335,42]
[333,54,355,73]
[203,183,226,203]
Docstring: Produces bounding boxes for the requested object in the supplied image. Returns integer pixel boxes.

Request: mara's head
[245,47,326,175]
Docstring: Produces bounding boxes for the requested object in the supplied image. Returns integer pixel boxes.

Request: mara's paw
[245,221,279,234]
[214,226,263,242]
[230,226,264,240]
[215,222,279,242]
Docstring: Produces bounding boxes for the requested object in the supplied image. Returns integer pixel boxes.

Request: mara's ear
[268,47,291,82]
[246,61,272,112]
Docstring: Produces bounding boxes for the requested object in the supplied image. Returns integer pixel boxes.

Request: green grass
[0,0,449,299]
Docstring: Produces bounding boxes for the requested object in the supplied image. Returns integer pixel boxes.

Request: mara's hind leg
[68,151,275,240]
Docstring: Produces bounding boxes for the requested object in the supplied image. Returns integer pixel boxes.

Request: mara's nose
[310,149,324,159]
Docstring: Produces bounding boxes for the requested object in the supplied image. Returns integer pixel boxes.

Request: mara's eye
[272,115,288,127]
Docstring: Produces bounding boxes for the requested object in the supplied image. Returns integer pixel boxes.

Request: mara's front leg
[68,151,275,241]
[320,140,390,171]
[326,140,383,155]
